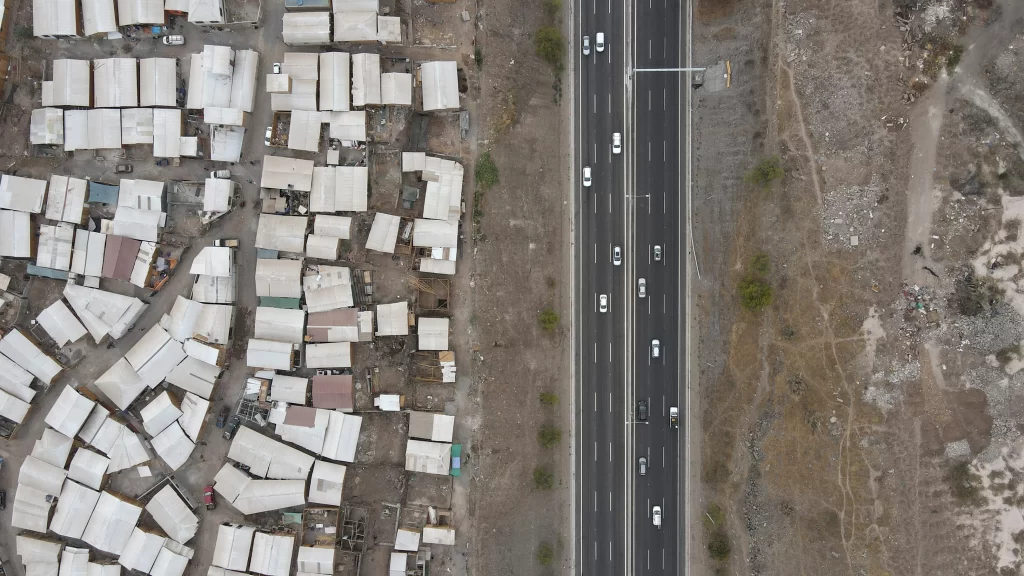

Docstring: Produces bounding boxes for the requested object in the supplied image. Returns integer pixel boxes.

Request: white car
[613,245,622,266]
[210,170,230,179]
[161,35,185,46]
[273,62,282,74]
[651,339,660,358]
[652,506,662,528]
[638,278,646,298]
[596,32,605,52]
[654,245,662,261]
[612,132,621,154]
[265,126,273,146]
[583,166,592,187]
[582,36,591,56]
[638,457,647,476]
[599,294,608,313]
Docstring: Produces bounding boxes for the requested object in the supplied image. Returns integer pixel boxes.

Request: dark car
[115,163,132,173]
[223,416,241,440]
[636,400,648,421]
[216,407,230,428]
[0,490,6,510]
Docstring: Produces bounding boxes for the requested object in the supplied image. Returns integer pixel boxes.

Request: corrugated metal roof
[420,61,460,111]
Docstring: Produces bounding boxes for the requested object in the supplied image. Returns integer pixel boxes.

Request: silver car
[638,278,646,298]
[654,245,662,261]
[582,36,591,56]
[638,457,647,476]
[599,294,608,313]
[583,166,592,187]
[613,245,622,266]
[651,339,660,358]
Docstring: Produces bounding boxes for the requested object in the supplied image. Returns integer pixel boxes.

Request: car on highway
[599,294,608,313]
[596,32,605,52]
[613,245,622,266]
[670,406,679,428]
[636,400,647,421]
[265,126,273,146]
[161,35,185,45]
[583,166,592,187]
[638,457,647,476]
[612,132,621,154]
[654,245,662,261]
[273,62,282,74]
[652,505,662,528]
[638,278,646,298]
[651,339,660,359]
[582,36,591,56]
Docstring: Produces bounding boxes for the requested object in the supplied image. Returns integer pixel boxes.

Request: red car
[204,486,215,510]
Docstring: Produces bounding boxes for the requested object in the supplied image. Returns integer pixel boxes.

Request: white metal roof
[405,439,452,475]
[255,307,306,344]
[250,533,295,576]
[46,175,88,223]
[82,491,144,555]
[408,411,455,442]
[256,258,303,298]
[140,58,177,107]
[413,218,458,248]
[64,284,148,343]
[81,0,116,35]
[394,528,420,552]
[126,324,170,369]
[166,356,219,398]
[381,73,413,106]
[153,108,183,158]
[150,546,190,576]
[160,295,233,344]
[178,392,209,442]
[94,358,147,411]
[270,79,319,111]
[212,523,256,571]
[256,214,308,253]
[31,428,73,468]
[307,460,346,506]
[212,463,249,503]
[37,300,87,348]
[422,156,464,221]
[288,109,322,152]
[188,0,223,22]
[190,246,234,277]
[313,214,352,238]
[422,526,455,545]
[297,547,334,575]
[112,206,162,242]
[0,352,35,402]
[230,425,315,479]
[0,388,30,423]
[118,528,165,573]
[59,547,90,576]
[402,152,426,172]
[332,0,377,11]
[305,342,351,369]
[93,58,139,107]
[338,166,369,211]
[48,60,91,106]
[12,483,54,532]
[305,235,339,259]
[351,53,381,106]
[230,50,259,113]
[376,301,410,336]
[87,563,121,576]
[90,418,149,472]
[261,156,315,192]
[282,52,319,79]
[302,266,354,312]
[77,404,109,444]
[119,178,164,211]
[67,448,109,490]
[33,0,78,36]
[140,391,182,436]
[417,317,449,351]
[282,12,331,45]
[246,339,295,370]
[137,338,187,389]
[0,210,32,257]
[334,11,376,42]
[183,338,219,367]
[377,15,401,42]
[65,108,122,150]
[321,410,361,462]
[37,223,75,271]
[2,329,62,385]
[308,167,337,212]
[204,106,246,126]
[0,174,47,213]
[31,107,65,145]
[17,535,62,564]
[275,406,328,453]
[420,61,460,111]
[193,268,237,303]
[319,52,350,111]
[266,73,291,93]
[389,552,408,576]
[45,386,94,438]
[152,421,195,470]
[204,178,233,212]
[117,0,163,23]
[50,480,101,539]
[146,485,199,544]
[328,110,365,141]
[122,108,155,144]
[270,374,308,404]
[418,257,456,275]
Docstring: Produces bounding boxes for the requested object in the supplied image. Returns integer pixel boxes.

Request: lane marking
[609,441,612,462]
[663,140,666,162]
[594,391,597,411]
[609,391,612,413]
[648,39,651,60]
[663,88,666,110]
[593,143,597,160]
[593,93,596,113]
[608,192,612,214]
[609,491,612,512]
[648,90,651,111]
[608,93,612,114]
[594,491,597,511]
[608,342,612,363]
[647,141,650,162]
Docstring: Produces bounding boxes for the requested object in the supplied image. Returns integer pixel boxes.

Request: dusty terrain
[694,0,1024,574]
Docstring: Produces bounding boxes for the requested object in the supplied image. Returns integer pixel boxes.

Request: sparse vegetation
[946,461,984,506]
[750,253,770,276]
[946,43,964,73]
[707,530,731,561]
[703,503,725,530]
[738,277,772,311]
[745,157,783,188]
[476,152,500,190]
[539,392,559,405]
[535,27,566,72]
[544,0,562,20]
[539,308,559,331]
[533,467,554,489]
[15,26,32,39]
[474,47,483,69]
[538,424,562,448]
[494,93,517,134]
[537,543,555,565]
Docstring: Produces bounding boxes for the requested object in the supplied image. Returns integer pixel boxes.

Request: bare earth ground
[694,0,1024,574]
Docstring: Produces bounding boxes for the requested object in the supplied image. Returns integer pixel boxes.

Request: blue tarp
[88,182,119,205]
[27,265,69,280]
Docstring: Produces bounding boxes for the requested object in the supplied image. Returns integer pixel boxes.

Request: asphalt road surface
[573,0,685,572]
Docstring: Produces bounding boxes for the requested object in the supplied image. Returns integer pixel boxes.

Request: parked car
[0,490,6,511]
[203,486,215,510]
[161,35,185,45]
[582,35,591,56]
[214,239,239,248]
[215,406,229,428]
[115,163,133,173]
[265,126,273,146]
[210,169,231,179]
[155,158,169,166]
[273,62,282,74]
[223,416,241,440]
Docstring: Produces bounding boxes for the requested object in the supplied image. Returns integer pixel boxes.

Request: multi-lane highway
[573,0,686,571]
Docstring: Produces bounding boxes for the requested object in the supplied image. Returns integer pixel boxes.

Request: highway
[573,0,686,571]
